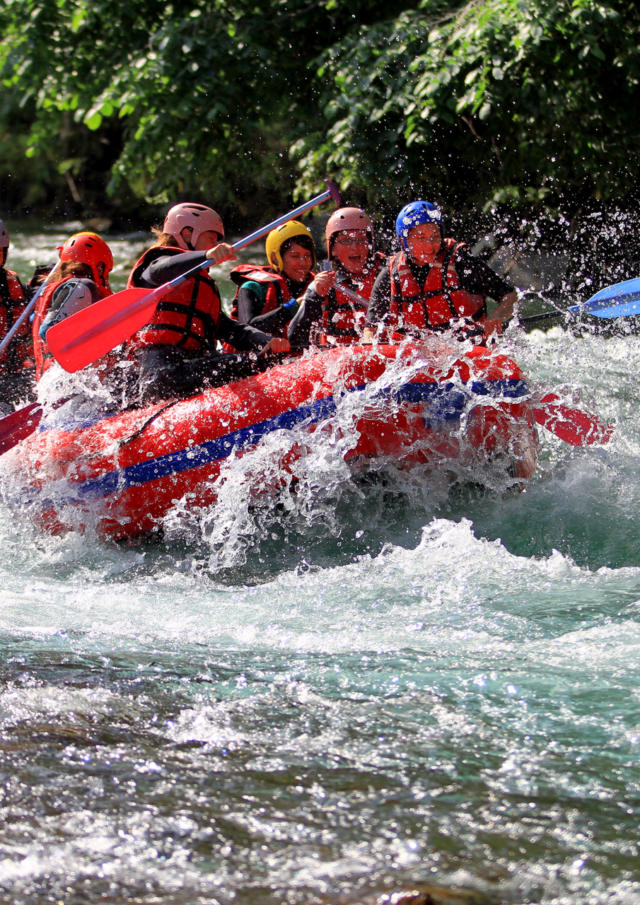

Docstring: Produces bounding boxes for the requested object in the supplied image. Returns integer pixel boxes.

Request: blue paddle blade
[577,297,640,319]
[567,277,640,319]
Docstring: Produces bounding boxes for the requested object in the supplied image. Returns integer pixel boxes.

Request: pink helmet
[325,207,373,256]
[163,203,224,250]
[0,219,9,249]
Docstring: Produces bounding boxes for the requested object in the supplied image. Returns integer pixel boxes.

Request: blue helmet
[395,201,443,251]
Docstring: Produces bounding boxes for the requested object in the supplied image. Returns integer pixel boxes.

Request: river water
[0,224,639,905]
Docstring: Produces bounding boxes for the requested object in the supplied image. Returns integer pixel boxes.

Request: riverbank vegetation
[2,0,640,286]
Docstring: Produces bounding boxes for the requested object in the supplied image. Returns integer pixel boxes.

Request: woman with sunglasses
[288,207,386,349]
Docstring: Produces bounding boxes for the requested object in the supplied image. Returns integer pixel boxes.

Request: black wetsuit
[127,250,275,405]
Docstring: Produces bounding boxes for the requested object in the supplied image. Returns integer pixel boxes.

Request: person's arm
[218,312,290,356]
[137,242,234,287]
[27,264,54,299]
[490,289,517,323]
[138,250,208,288]
[454,246,516,323]
[288,286,328,349]
[237,279,303,335]
[235,282,266,323]
[217,311,273,352]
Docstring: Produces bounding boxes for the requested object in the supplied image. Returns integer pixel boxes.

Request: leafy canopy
[1,0,639,220]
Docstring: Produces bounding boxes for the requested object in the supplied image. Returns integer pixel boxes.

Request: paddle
[0,265,54,358]
[518,277,640,330]
[533,393,613,447]
[0,401,42,455]
[0,269,61,455]
[331,280,370,309]
[0,297,36,359]
[577,276,640,317]
[47,180,342,373]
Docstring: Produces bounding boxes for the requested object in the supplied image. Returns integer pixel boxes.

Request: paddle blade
[582,297,640,319]
[570,277,640,319]
[0,402,43,455]
[533,393,613,446]
[46,287,157,372]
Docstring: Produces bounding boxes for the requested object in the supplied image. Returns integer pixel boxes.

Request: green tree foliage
[297,0,640,212]
[1,0,639,223]
[0,0,402,223]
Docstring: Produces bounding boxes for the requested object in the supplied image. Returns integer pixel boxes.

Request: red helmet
[163,203,224,250]
[57,232,113,288]
[325,207,373,256]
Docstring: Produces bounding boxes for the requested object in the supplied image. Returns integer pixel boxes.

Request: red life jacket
[127,246,224,352]
[228,263,314,337]
[321,252,386,343]
[0,267,34,375]
[33,277,111,380]
[388,240,486,331]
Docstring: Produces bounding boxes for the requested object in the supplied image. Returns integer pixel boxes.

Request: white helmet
[163,203,224,250]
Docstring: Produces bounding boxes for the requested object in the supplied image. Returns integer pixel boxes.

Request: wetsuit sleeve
[138,251,208,288]
[454,247,514,300]
[217,311,272,352]
[235,282,267,323]
[236,279,300,335]
[365,267,392,327]
[287,287,324,349]
[247,302,299,335]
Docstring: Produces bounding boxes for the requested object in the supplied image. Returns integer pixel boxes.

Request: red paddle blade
[533,393,614,446]
[46,287,157,372]
[0,402,43,455]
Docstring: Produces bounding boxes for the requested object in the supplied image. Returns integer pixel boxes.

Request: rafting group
[0,190,620,539]
[0,195,523,418]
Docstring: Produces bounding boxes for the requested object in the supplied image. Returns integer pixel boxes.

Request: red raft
[1,341,538,540]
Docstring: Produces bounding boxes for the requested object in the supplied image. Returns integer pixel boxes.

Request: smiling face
[280,242,314,282]
[406,222,442,265]
[331,230,370,275]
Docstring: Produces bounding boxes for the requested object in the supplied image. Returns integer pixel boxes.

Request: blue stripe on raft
[79,394,339,499]
[54,377,530,502]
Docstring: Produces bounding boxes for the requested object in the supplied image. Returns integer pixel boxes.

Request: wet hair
[48,261,95,284]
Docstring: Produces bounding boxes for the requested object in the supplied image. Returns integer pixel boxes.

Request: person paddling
[33,231,114,382]
[288,206,386,349]
[363,201,516,342]
[227,219,316,339]
[123,202,289,405]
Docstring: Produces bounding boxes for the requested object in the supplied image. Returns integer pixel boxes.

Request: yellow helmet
[265,220,316,272]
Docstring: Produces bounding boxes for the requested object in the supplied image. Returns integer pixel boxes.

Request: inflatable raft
[1,341,538,540]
